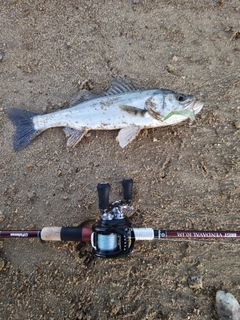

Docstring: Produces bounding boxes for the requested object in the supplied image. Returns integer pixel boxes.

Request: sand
[0,1,240,319]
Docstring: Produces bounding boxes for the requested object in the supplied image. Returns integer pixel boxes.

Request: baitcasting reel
[91,179,135,258]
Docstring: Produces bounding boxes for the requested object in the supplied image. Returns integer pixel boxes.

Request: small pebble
[0,211,5,222]
[0,257,5,271]
[234,120,240,129]
[231,30,240,41]
[0,54,3,61]
[57,169,62,177]
[216,290,240,320]
[166,65,175,73]
[188,275,203,290]
[28,191,37,202]
[172,55,179,62]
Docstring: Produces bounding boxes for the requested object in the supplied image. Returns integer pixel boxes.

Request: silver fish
[6,78,204,151]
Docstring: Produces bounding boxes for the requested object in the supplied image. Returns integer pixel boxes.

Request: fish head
[145,90,204,124]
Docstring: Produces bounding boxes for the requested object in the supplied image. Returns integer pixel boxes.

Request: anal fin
[63,127,87,147]
[117,126,141,148]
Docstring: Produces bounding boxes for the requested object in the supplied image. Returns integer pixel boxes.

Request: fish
[6,78,204,151]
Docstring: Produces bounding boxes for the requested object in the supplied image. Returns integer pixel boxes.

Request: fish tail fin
[6,107,42,151]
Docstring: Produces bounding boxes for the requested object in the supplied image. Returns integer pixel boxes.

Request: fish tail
[6,107,42,151]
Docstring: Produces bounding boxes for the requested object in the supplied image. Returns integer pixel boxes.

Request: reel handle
[122,178,133,203]
[97,182,110,210]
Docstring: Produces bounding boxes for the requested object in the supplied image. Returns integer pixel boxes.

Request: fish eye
[176,94,186,102]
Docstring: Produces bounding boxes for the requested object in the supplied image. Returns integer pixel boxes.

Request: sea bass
[6,78,204,151]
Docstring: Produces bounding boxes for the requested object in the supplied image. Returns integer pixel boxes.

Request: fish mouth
[186,99,204,114]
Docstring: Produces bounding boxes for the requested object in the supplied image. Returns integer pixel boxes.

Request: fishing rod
[1,178,239,258]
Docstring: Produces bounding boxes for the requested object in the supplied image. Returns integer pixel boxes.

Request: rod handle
[122,178,133,202]
[41,227,61,241]
[97,182,110,210]
[40,227,92,242]
[133,228,154,240]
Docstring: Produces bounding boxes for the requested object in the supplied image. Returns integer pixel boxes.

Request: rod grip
[61,227,92,241]
[40,227,92,242]
[97,182,110,210]
[41,227,61,241]
[122,178,133,202]
[133,228,154,240]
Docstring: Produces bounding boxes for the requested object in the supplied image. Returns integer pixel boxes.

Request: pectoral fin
[63,127,87,147]
[117,126,141,148]
[119,105,147,117]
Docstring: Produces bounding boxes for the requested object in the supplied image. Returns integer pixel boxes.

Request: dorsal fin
[70,78,142,107]
[106,77,142,95]
[70,90,100,107]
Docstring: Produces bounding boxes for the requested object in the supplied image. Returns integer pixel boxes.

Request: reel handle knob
[122,178,133,203]
[97,182,110,210]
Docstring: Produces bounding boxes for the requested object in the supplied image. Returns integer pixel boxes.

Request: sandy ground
[0,1,240,319]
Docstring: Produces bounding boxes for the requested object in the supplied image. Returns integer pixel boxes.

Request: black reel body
[92,216,135,258]
[91,179,135,258]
